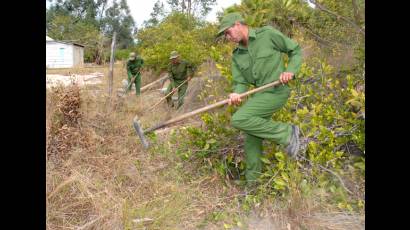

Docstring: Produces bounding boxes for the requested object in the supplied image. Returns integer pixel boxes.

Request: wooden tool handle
[140,74,169,92]
[147,78,190,112]
[144,80,283,133]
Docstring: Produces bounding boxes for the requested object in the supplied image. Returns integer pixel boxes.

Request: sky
[128,0,241,27]
[47,0,242,28]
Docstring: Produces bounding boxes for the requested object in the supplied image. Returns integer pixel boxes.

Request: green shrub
[171,56,364,212]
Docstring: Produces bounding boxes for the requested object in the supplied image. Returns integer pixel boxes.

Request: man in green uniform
[216,12,302,184]
[126,52,144,95]
[165,51,194,109]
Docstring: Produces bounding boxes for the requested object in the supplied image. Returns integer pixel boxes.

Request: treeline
[136,0,364,74]
[47,0,364,70]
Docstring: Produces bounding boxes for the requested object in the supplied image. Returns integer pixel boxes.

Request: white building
[46,36,84,68]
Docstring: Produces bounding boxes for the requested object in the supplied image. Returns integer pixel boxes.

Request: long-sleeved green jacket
[167,60,193,84]
[127,57,144,76]
[231,26,302,94]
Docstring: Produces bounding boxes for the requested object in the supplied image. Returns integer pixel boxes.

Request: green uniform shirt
[232,26,302,94]
[127,57,144,75]
[167,60,193,84]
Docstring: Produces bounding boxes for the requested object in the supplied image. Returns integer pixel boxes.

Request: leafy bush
[136,12,219,72]
[115,49,133,61]
[168,55,364,212]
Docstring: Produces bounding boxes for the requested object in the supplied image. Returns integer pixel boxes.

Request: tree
[224,0,310,37]
[307,0,364,35]
[143,0,166,28]
[96,0,109,22]
[136,12,215,71]
[102,0,136,49]
[47,14,104,63]
[47,0,136,49]
[46,3,71,31]
[166,0,217,18]
[48,0,100,26]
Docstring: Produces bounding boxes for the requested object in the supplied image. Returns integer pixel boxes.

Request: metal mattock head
[133,115,150,149]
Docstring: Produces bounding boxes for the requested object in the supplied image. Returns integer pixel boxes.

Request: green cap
[169,51,179,59]
[216,12,245,38]
[129,52,136,60]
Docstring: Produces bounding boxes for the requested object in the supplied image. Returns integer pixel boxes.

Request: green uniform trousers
[231,89,292,183]
[165,80,188,108]
[127,72,141,95]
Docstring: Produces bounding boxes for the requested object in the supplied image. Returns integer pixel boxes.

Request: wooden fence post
[108,32,116,96]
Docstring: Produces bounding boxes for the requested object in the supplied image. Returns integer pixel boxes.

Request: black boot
[285,125,300,158]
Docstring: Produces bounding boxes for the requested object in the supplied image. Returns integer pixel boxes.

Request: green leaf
[351,89,359,97]
[207,138,217,144]
[354,162,365,171]
[275,152,285,161]
[274,178,287,190]
[260,157,272,164]
[281,172,289,182]
[203,143,210,150]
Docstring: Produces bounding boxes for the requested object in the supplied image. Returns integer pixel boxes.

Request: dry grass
[46,63,364,230]
[46,63,230,229]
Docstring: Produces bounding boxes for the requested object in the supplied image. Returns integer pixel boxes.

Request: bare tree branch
[308,0,365,35]
[293,22,352,47]
[298,154,354,195]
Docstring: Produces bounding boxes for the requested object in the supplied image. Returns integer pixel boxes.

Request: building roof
[46,35,84,47]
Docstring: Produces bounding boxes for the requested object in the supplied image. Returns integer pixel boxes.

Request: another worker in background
[165,51,194,109]
[126,52,144,95]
